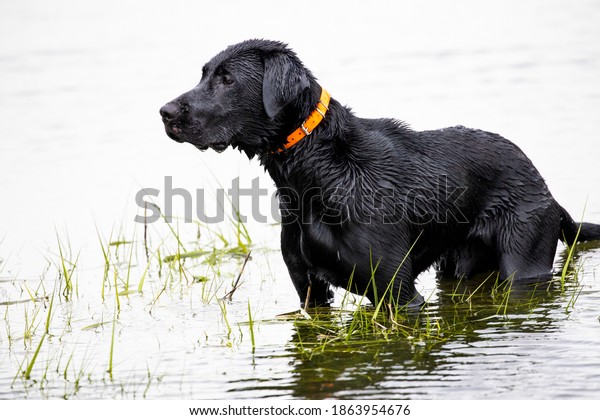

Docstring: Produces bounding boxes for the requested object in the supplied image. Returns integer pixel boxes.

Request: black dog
[160,39,600,308]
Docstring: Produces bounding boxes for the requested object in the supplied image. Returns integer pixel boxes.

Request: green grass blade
[24,332,47,380]
[247,300,256,353]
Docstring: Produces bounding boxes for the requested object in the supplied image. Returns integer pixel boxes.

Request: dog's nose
[160,102,181,121]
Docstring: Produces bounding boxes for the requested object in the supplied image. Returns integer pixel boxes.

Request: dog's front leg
[280,221,333,308]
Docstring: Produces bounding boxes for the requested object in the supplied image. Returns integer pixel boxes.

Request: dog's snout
[160,102,181,121]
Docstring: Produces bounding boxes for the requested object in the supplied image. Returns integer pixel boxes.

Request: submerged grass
[290,303,465,360]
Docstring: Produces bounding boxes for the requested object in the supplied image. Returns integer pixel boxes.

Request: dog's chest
[297,216,343,268]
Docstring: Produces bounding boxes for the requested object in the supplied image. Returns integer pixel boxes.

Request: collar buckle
[300,123,312,136]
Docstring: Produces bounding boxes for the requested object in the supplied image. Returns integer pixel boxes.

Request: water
[1,0,600,399]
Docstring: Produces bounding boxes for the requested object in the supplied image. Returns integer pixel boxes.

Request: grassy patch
[0,211,254,398]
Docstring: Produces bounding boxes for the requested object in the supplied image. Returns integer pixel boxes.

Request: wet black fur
[160,39,600,308]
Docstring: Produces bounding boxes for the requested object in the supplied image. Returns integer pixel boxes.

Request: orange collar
[273,87,331,153]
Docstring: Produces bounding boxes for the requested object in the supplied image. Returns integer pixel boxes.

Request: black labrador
[160,39,600,308]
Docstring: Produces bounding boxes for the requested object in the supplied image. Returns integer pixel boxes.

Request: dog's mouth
[195,142,229,153]
[163,123,185,143]
[163,119,230,152]
[170,125,183,136]
[166,128,229,152]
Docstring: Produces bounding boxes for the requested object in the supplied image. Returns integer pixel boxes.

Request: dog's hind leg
[496,205,561,281]
[436,239,498,279]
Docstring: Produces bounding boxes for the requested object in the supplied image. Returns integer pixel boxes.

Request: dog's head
[160,39,316,156]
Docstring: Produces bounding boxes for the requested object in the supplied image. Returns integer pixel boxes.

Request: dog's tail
[560,205,600,244]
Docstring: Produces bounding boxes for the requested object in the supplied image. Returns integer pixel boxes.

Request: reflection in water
[286,326,417,399]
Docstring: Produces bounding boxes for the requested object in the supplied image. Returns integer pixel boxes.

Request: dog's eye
[221,74,234,85]
[215,66,234,85]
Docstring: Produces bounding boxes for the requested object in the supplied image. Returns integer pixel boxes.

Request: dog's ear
[262,53,310,119]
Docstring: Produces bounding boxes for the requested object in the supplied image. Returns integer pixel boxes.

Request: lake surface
[1,0,600,399]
